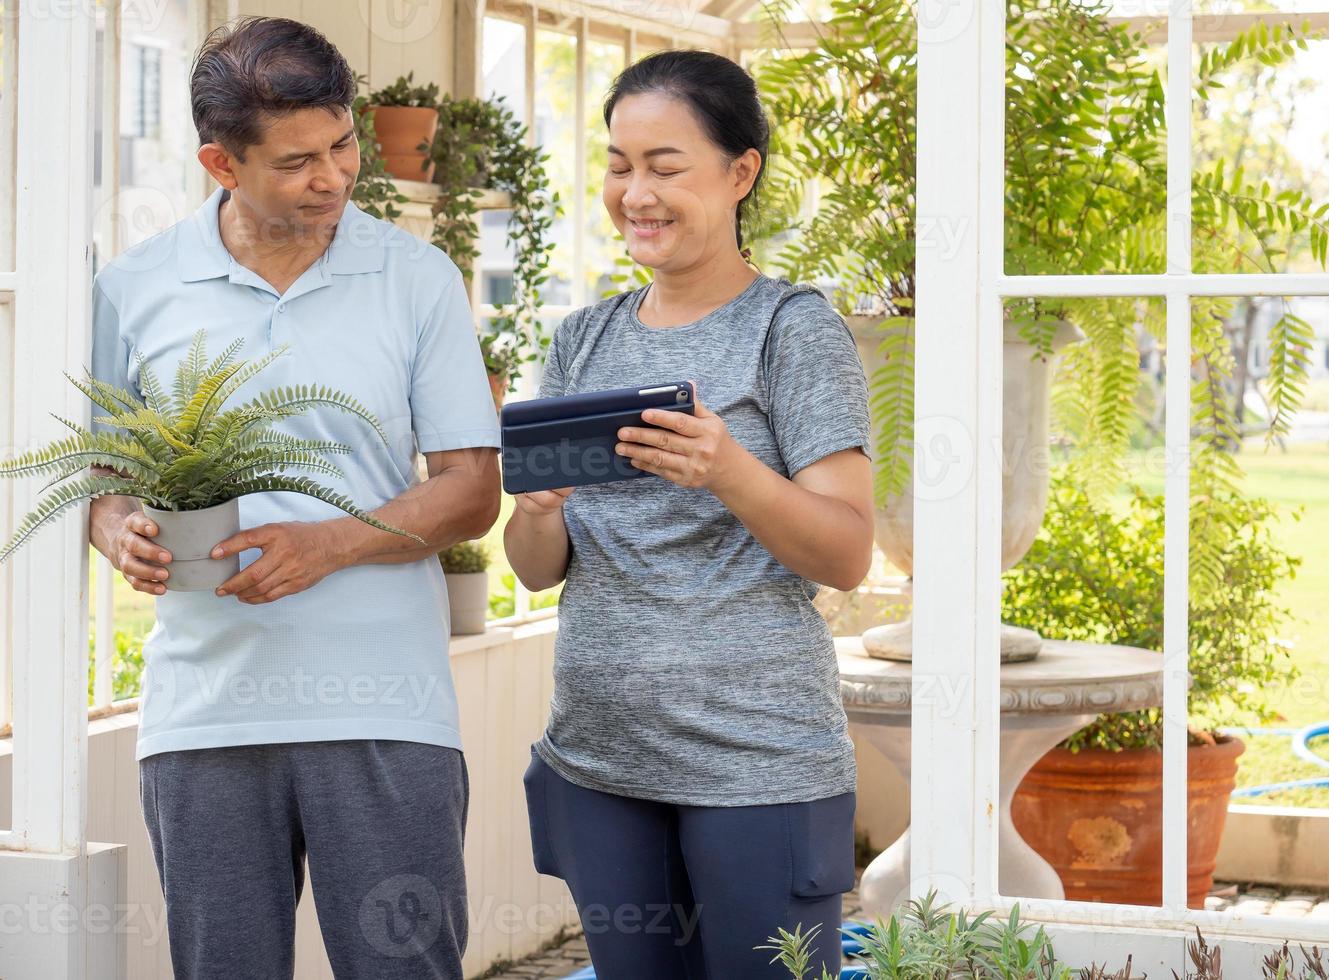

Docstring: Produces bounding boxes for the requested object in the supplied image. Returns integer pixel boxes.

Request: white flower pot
[141,498,241,593]
[445,571,490,635]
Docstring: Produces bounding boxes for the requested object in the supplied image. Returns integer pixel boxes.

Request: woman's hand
[615,389,745,493]
[513,486,575,517]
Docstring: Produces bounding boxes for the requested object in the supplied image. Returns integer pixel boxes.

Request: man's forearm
[324,462,500,569]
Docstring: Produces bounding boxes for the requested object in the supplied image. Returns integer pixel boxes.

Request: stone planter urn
[845,316,1082,662]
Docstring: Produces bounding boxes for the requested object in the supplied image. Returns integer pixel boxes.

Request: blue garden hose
[1225,722,1329,798]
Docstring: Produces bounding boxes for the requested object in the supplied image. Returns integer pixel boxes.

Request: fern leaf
[186,343,290,439]
[219,475,424,543]
[0,475,152,564]
[236,385,391,445]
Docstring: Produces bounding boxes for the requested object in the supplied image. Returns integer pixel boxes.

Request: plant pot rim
[142,498,237,515]
[1046,733,1246,760]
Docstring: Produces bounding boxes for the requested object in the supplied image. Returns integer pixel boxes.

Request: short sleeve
[536,310,579,400]
[89,277,140,439]
[764,294,873,478]
[410,263,502,453]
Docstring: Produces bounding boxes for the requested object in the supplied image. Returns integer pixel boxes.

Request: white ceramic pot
[141,498,241,593]
[445,571,490,635]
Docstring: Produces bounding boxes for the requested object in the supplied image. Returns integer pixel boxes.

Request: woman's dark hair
[603,50,769,252]
[190,16,355,161]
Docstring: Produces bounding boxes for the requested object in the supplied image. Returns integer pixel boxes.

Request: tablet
[500,381,697,494]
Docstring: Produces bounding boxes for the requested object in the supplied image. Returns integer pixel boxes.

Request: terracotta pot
[488,371,507,412]
[370,105,438,182]
[1010,736,1244,908]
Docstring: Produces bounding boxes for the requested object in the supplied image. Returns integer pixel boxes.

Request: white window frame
[0,0,96,855]
[913,0,1329,953]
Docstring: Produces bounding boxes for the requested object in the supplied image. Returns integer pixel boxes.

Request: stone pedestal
[837,636,1165,915]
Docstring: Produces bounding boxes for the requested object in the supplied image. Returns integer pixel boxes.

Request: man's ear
[197,142,240,191]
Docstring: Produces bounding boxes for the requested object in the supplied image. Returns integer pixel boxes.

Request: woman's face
[602,91,759,274]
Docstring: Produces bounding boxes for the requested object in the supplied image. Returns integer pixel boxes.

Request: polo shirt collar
[176,186,385,284]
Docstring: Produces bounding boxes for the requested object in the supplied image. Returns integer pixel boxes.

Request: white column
[909,0,1004,904]
[1161,0,1195,913]
[0,3,126,977]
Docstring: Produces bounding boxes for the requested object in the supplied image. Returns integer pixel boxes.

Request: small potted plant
[438,540,490,635]
[0,330,422,592]
[365,72,441,182]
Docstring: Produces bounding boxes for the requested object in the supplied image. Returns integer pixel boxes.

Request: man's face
[217,106,361,240]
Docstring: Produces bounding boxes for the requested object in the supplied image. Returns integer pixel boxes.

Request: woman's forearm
[504,506,572,592]
[712,449,873,592]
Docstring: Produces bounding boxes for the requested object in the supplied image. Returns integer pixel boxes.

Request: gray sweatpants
[139,739,469,979]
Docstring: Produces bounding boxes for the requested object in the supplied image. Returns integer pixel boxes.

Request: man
[87,16,500,978]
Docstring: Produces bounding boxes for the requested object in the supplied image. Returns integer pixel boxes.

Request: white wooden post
[0,3,126,977]
[1161,0,1194,915]
[92,0,123,714]
[909,0,1002,905]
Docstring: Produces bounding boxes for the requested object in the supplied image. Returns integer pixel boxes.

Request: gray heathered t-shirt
[532,273,873,807]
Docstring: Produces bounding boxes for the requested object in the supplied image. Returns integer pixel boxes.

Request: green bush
[1001,468,1301,750]
[438,540,490,574]
[87,628,145,704]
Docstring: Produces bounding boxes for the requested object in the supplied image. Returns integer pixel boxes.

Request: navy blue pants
[523,747,855,979]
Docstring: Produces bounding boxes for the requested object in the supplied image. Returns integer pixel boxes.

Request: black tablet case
[500,382,696,493]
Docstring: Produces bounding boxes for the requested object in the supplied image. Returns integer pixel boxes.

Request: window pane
[483,16,526,123]
[583,39,626,302]
[1192,32,1329,275]
[477,17,526,314]
[93,0,192,272]
[534,29,577,307]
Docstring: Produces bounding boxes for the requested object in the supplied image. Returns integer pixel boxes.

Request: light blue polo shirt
[90,187,501,760]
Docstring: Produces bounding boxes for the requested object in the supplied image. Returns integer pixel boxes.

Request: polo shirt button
[276,305,285,314]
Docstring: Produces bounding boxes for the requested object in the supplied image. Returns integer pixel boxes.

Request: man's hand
[210,520,345,604]
[109,511,173,596]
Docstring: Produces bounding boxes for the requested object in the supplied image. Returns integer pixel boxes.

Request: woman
[504,49,874,978]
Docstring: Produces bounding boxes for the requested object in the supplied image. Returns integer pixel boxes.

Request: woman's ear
[731,148,762,203]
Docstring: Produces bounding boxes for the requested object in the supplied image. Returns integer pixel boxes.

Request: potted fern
[438,540,490,635]
[0,330,422,592]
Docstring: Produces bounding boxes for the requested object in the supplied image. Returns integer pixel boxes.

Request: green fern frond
[135,353,172,419]
[0,432,157,482]
[0,475,159,564]
[175,358,249,437]
[219,475,424,543]
[95,408,194,454]
[236,385,391,445]
[183,343,290,439]
[216,450,346,484]
[172,330,209,411]
[203,336,246,380]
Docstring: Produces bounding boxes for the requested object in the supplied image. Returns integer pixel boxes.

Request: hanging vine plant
[350,73,409,222]
[427,94,559,394]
